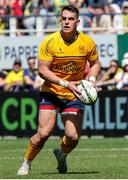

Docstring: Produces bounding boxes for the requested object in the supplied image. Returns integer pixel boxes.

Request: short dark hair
[60,5,79,18]
[110,59,119,65]
[27,56,36,62]
[14,58,22,66]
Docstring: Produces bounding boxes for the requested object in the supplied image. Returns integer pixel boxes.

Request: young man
[17,5,100,175]
[24,56,44,90]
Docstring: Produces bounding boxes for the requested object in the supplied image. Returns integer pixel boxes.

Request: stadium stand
[0,0,128,91]
[0,0,128,36]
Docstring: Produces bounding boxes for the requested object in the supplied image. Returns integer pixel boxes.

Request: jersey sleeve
[38,37,54,62]
[87,39,99,61]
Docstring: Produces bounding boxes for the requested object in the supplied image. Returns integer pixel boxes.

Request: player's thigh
[62,113,83,138]
[38,110,57,134]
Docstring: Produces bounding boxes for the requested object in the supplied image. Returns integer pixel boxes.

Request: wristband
[89,76,96,83]
[59,80,69,88]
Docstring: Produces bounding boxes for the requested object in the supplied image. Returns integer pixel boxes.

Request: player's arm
[87,59,101,83]
[38,60,81,97]
[38,60,65,85]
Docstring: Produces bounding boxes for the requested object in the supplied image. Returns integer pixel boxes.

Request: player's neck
[60,30,78,44]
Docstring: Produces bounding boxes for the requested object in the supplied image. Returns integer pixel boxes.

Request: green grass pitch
[0,137,128,179]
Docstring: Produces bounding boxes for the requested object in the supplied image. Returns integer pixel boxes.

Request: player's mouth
[64,26,70,29]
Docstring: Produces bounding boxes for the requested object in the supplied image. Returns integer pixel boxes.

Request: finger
[73,90,81,100]
[75,86,81,94]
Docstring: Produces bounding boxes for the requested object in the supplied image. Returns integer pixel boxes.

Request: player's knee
[38,128,51,139]
[66,133,79,149]
[68,132,79,141]
[30,137,42,147]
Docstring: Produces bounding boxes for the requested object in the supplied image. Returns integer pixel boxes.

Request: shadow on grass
[41,171,99,175]
[68,171,99,174]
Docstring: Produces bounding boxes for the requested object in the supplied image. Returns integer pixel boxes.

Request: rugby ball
[77,80,98,105]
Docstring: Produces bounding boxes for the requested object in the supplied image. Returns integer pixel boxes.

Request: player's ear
[77,19,80,26]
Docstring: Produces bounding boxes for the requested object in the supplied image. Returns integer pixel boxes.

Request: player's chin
[63,28,72,33]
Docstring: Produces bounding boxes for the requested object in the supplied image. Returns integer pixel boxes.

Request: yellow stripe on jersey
[38,31,98,100]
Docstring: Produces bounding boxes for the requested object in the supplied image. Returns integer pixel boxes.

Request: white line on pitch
[1,148,128,152]
[0,154,127,160]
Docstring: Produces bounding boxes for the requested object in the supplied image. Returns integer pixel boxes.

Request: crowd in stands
[0,56,44,92]
[0,53,128,92]
[96,52,128,91]
[0,0,128,35]
[0,0,128,92]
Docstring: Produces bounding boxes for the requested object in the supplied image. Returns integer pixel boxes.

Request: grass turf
[0,137,128,179]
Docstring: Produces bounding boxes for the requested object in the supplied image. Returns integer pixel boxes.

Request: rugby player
[17,4,100,175]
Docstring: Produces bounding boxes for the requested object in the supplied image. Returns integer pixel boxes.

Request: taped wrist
[88,76,96,83]
[59,80,69,88]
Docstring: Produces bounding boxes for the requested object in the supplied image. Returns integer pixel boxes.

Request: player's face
[28,59,35,69]
[13,64,21,72]
[60,10,80,33]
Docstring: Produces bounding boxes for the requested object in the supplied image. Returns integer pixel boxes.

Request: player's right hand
[67,81,81,99]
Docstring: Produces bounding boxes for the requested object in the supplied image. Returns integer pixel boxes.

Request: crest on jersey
[79,46,85,54]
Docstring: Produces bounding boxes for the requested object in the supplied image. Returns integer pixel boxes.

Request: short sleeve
[87,39,99,61]
[38,37,54,62]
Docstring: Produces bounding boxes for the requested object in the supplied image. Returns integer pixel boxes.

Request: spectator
[122,52,128,62]
[0,6,9,35]
[108,3,123,34]
[22,0,39,35]
[0,69,8,91]
[112,0,126,7]
[121,1,128,34]
[9,0,23,16]
[4,59,24,91]
[90,6,111,34]
[96,59,123,90]
[9,0,24,36]
[39,0,56,30]
[87,0,110,16]
[0,0,10,12]
[24,56,44,91]
[116,52,128,90]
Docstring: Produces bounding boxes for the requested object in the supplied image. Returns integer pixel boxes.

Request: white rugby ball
[77,80,98,105]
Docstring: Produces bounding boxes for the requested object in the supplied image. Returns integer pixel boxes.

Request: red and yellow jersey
[38,31,98,100]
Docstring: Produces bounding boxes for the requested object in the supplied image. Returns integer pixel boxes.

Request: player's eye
[61,17,66,20]
[61,17,75,21]
[68,17,75,21]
